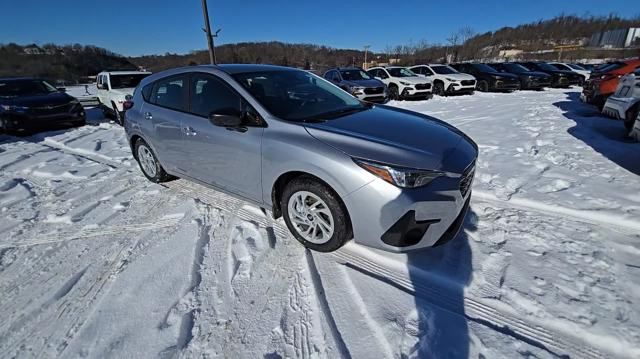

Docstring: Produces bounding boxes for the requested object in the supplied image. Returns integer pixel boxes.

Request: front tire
[624,103,640,135]
[134,139,172,183]
[281,176,351,252]
[477,80,489,92]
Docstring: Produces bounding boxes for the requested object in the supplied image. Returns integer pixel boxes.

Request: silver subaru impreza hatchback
[125,64,477,252]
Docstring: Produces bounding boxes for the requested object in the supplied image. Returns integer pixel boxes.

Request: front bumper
[522,77,551,89]
[343,165,475,252]
[602,96,638,119]
[446,81,476,93]
[1,108,86,132]
[353,87,388,103]
[401,87,433,99]
[491,79,520,91]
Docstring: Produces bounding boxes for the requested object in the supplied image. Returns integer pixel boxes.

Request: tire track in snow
[305,251,352,359]
[331,244,615,359]
[0,215,184,250]
[473,190,640,234]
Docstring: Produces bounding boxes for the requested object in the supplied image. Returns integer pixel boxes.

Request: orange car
[581,58,640,110]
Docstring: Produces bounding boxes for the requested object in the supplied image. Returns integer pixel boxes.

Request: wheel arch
[270,171,353,237]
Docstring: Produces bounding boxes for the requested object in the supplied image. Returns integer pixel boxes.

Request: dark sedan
[451,63,520,92]
[491,63,552,90]
[324,67,388,103]
[0,78,86,134]
[517,62,582,88]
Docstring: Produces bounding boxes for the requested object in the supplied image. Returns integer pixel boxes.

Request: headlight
[354,159,443,188]
[400,81,412,86]
[351,86,365,93]
[0,104,29,112]
[445,77,458,82]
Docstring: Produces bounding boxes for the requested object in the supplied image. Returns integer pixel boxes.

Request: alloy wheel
[287,191,335,244]
[137,144,157,178]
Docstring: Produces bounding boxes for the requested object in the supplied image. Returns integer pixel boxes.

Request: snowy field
[1,88,639,358]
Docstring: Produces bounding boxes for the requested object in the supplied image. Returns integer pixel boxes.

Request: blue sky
[0,0,636,56]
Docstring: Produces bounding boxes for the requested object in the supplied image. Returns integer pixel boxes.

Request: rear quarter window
[142,83,153,102]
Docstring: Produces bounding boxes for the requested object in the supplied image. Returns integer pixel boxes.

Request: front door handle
[144,112,153,120]
[183,126,197,136]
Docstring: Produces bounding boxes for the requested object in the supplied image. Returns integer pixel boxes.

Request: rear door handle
[183,126,197,136]
[144,112,153,120]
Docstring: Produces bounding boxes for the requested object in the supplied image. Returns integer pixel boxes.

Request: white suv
[602,68,640,137]
[367,67,433,100]
[97,71,151,124]
[409,64,476,96]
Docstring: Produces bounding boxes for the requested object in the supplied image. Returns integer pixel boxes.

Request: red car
[581,58,640,111]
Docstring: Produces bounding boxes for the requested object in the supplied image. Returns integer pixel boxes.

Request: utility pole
[201,0,217,64]
[363,45,371,69]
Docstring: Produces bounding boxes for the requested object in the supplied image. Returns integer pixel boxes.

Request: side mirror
[209,110,243,128]
[57,87,67,92]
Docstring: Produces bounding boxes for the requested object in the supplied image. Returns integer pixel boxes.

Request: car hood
[343,79,385,88]
[521,71,551,78]
[304,105,477,174]
[440,73,475,81]
[0,92,74,107]
[397,76,431,84]
[109,87,136,96]
[489,72,519,80]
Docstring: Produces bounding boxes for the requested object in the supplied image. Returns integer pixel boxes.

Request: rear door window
[189,73,241,118]
[150,75,188,111]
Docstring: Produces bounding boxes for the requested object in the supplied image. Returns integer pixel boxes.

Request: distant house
[23,44,43,55]
[589,28,640,48]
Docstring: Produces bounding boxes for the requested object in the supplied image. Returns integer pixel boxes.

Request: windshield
[0,79,58,98]
[340,70,372,81]
[536,63,561,71]
[503,63,530,73]
[432,65,459,75]
[233,70,367,122]
[473,64,499,72]
[110,74,149,89]
[387,68,417,77]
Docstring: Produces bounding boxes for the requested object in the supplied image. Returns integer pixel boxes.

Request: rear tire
[388,85,400,100]
[433,81,445,96]
[281,176,351,252]
[134,139,172,183]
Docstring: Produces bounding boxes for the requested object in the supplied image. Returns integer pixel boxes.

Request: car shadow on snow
[553,91,640,175]
[403,209,475,358]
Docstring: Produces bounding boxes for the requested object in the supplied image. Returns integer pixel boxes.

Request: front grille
[28,103,72,116]
[459,164,475,197]
[415,83,432,90]
[364,87,384,95]
[461,80,475,86]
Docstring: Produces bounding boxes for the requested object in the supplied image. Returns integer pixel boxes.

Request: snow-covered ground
[1,88,639,358]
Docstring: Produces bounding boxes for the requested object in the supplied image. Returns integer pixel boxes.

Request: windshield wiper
[300,106,370,122]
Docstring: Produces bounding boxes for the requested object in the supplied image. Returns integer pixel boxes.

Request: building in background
[589,28,640,48]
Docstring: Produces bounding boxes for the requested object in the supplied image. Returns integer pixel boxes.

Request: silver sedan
[125,64,477,252]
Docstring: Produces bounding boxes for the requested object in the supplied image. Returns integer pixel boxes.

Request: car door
[97,74,108,105]
[142,74,189,173]
[181,72,264,202]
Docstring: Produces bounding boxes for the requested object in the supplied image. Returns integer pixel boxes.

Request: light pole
[201,0,218,64]
[363,45,371,69]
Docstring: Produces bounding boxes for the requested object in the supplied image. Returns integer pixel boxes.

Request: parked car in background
[0,77,86,134]
[97,70,151,125]
[517,62,582,87]
[367,67,433,100]
[409,64,476,95]
[549,62,590,83]
[602,68,640,133]
[491,62,552,90]
[323,67,388,103]
[125,64,477,252]
[451,63,520,92]
[582,59,640,111]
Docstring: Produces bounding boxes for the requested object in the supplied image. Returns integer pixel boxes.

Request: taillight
[123,101,134,110]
